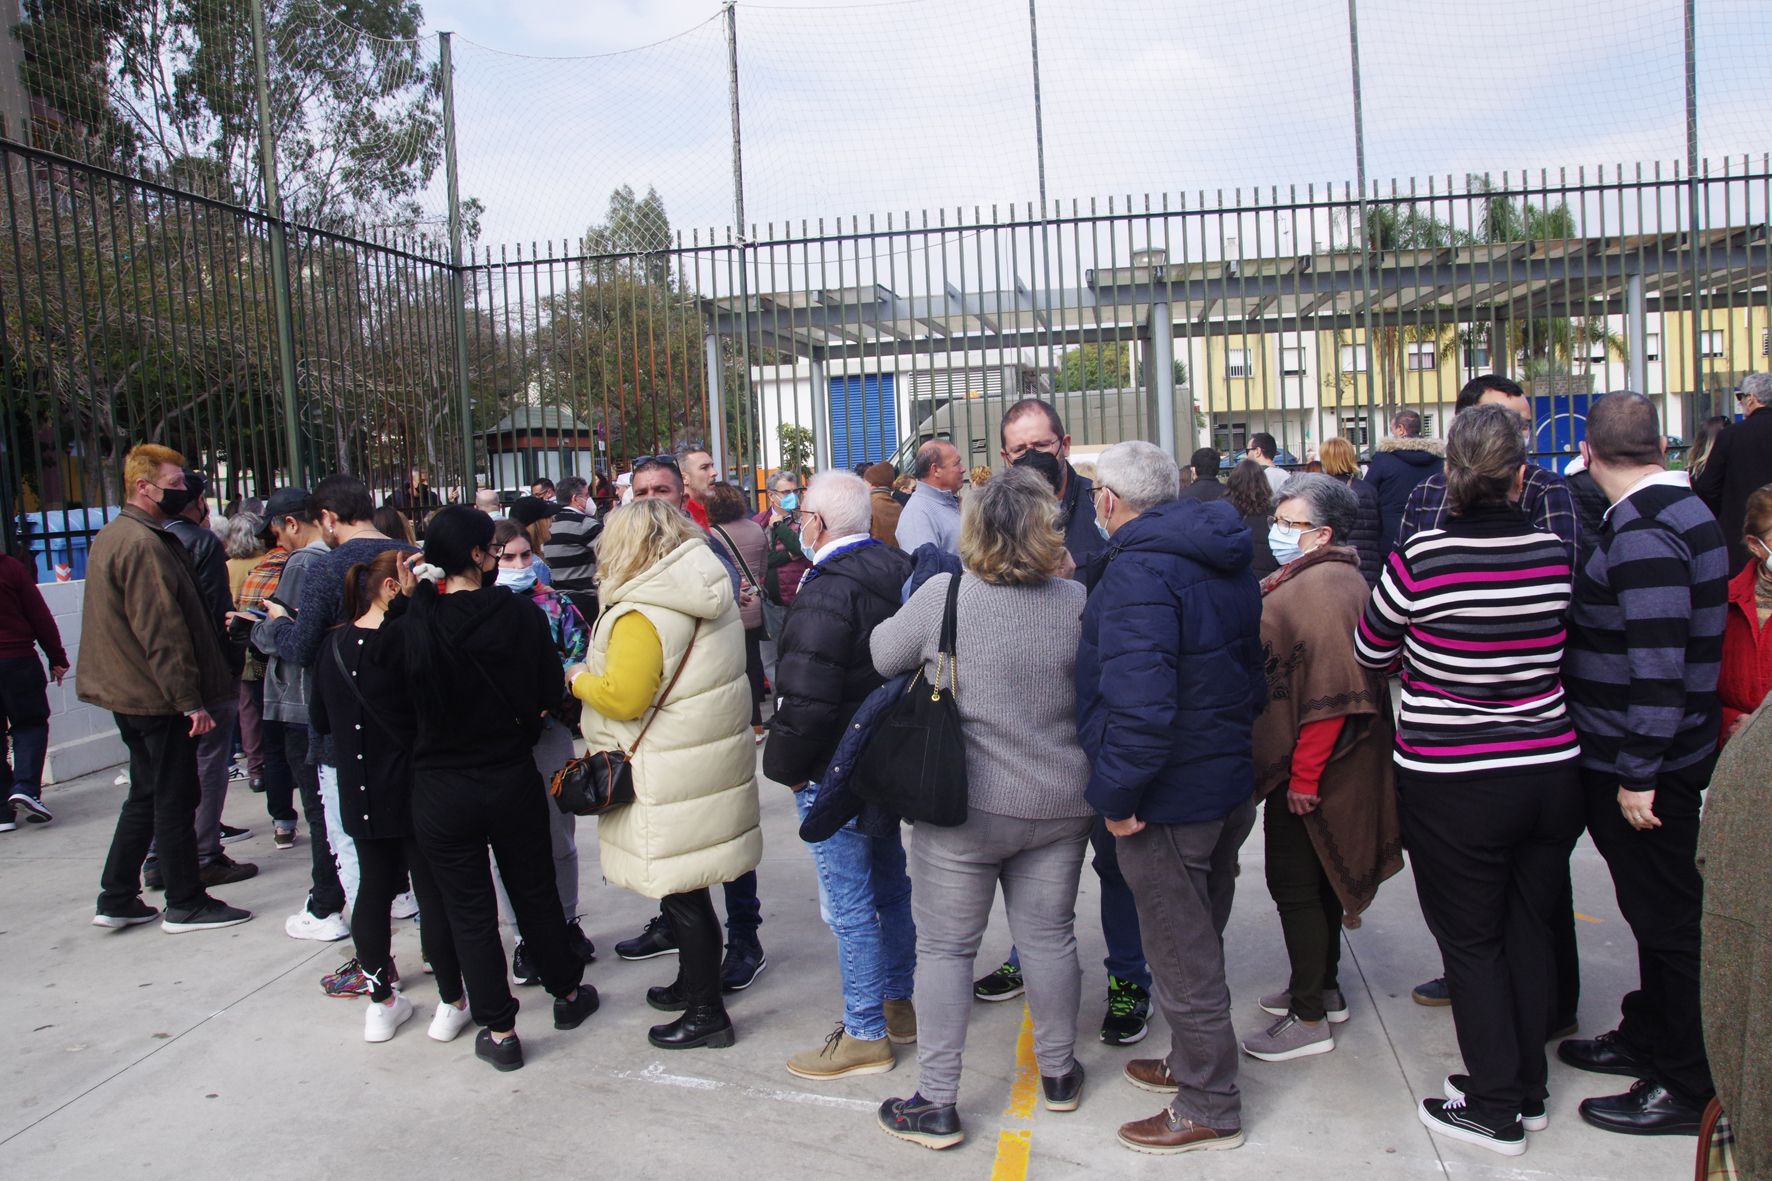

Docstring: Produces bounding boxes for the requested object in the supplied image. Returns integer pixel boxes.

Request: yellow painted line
[1574,912,1603,924]
[990,1004,1040,1181]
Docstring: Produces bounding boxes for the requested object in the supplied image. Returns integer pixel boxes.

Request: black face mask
[153,482,196,518]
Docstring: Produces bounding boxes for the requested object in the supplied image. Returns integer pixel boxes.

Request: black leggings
[354,833,463,1005]
[663,888,724,1007]
[744,625,766,727]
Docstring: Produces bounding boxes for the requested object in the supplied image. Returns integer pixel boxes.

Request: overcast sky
[406,0,1770,252]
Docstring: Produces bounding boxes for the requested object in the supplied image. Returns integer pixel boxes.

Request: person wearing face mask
[1717,485,1772,744]
[80,443,251,933]
[1356,405,1583,1156]
[753,468,812,617]
[382,506,599,1071]
[488,518,598,983]
[1238,474,1400,1065]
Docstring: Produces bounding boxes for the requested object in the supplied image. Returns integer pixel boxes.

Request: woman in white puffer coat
[566,499,761,1050]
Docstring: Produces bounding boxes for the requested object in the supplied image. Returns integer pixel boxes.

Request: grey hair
[1742,372,1772,407]
[221,512,265,559]
[766,468,800,492]
[1094,441,1180,512]
[804,470,873,537]
[1275,473,1358,544]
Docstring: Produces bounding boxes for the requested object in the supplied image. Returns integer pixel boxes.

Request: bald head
[914,440,965,493]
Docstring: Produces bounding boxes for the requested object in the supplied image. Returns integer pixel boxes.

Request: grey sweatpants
[909,808,1092,1106]
[1114,799,1257,1132]
[494,717,580,924]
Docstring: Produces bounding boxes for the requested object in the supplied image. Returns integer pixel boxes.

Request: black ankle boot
[647,980,690,1012]
[648,1002,735,1049]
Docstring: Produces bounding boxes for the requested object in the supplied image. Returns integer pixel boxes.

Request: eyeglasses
[1273,514,1319,531]
[1004,437,1062,460]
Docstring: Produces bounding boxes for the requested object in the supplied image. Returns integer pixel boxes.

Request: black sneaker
[219,823,252,845]
[511,942,540,987]
[1447,1073,1547,1131]
[1042,1060,1085,1112]
[1101,976,1151,1046]
[615,914,679,961]
[1412,976,1452,1006]
[199,855,258,886]
[161,898,253,933]
[973,960,1025,1002]
[878,1093,965,1150]
[142,861,165,891]
[720,938,767,992]
[10,792,52,824]
[475,1028,524,1072]
[566,921,597,964]
[91,898,161,928]
[1417,1096,1525,1157]
[553,985,601,1030]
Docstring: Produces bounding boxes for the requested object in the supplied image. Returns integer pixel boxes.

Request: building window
[1590,342,1609,363]
[1213,421,1249,456]
[1339,415,1371,447]
[1225,348,1252,379]
[1406,342,1438,372]
[1463,342,1490,370]
[1645,332,1660,362]
[1700,330,1725,358]
[1280,346,1305,376]
[1338,345,1368,372]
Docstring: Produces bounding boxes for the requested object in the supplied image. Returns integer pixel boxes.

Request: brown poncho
[1253,546,1402,916]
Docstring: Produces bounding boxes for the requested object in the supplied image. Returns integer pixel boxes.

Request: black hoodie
[385,582,560,771]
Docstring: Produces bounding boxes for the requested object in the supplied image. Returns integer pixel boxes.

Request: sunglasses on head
[631,454,681,471]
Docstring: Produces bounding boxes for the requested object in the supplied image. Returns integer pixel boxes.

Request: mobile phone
[267,594,296,615]
[238,606,267,620]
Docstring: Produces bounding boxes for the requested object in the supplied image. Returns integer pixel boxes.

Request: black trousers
[100,713,204,911]
[1581,761,1716,1106]
[354,833,463,1006]
[412,761,584,1031]
[1263,795,1343,1021]
[257,709,297,825]
[284,724,346,917]
[663,888,724,1007]
[743,625,766,727]
[1400,763,1583,1122]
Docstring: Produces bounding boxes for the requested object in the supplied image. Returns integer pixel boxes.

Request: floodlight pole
[1684,0,1705,421]
[440,31,477,495]
[249,0,303,482]
[722,0,748,482]
[1347,0,1377,428]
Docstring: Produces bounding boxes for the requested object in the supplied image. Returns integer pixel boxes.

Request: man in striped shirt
[1559,391,1728,1137]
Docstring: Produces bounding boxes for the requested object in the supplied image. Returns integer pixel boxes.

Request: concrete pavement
[2,756,1688,1180]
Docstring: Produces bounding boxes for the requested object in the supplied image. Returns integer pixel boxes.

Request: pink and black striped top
[1355,503,1580,776]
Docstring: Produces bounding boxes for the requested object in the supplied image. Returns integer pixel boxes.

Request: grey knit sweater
[870,571,1092,820]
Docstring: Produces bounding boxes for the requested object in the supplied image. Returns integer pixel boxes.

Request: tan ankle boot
[786,1024,894,1080]
[884,997,917,1045]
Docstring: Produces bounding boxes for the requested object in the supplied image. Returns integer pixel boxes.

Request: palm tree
[1331,204,1462,406]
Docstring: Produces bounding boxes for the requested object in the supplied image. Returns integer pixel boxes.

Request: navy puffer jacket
[1077,498,1265,824]
[1364,436,1444,556]
[1335,473,1384,586]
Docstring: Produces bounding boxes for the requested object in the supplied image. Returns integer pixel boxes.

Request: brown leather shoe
[1123,1058,1179,1094]
[1118,1108,1245,1154]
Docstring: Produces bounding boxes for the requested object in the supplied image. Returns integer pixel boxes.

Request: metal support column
[809,358,832,473]
[704,324,728,479]
[1149,302,1177,459]
[440,32,476,493]
[249,0,303,482]
[1684,0,1706,419]
[1346,0,1378,422]
[1625,269,1648,394]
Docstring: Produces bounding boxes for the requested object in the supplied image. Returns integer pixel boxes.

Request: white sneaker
[113,771,129,786]
[428,1000,474,1042]
[285,909,350,942]
[364,993,414,1043]
[390,891,419,920]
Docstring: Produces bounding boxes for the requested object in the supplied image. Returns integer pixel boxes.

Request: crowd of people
[3,376,1768,1172]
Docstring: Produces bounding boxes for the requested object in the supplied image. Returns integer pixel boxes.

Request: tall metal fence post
[1626,269,1648,394]
[249,0,304,482]
[722,0,748,482]
[440,31,476,493]
[1148,302,1177,459]
[1347,0,1378,430]
[1684,0,1705,424]
[1027,0,1047,214]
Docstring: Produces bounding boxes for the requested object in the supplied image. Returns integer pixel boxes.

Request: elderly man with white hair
[1695,371,1772,574]
[764,470,918,1082]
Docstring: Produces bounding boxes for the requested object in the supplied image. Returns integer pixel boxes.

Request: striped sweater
[1355,504,1580,776]
[1564,472,1728,789]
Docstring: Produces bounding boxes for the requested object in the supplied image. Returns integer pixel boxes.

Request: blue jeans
[1007,816,1149,991]
[793,781,917,1041]
[0,655,51,799]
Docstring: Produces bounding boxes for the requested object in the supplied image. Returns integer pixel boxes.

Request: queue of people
[11,377,1764,1174]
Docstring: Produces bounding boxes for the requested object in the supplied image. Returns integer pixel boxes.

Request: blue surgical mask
[496,567,538,593]
[779,492,799,512]
[1095,518,1111,542]
[1268,522,1305,566]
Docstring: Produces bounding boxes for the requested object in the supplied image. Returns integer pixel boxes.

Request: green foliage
[1055,342,1130,392]
[776,423,813,477]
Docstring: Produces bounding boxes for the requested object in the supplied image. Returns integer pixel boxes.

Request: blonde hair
[1319,436,1361,478]
[968,464,994,487]
[596,499,705,593]
[960,467,1067,586]
[122,443,184,493]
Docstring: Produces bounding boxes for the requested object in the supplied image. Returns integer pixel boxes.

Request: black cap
[258,486,311,542]
[509,495,562,527]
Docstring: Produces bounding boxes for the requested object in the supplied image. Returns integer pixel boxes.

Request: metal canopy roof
[701,227,1771,362]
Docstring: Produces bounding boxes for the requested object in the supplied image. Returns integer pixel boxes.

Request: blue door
[1532,393,1593,474]
[828,374,897,471]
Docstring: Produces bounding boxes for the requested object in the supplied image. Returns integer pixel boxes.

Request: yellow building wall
[1659,306,1764,394]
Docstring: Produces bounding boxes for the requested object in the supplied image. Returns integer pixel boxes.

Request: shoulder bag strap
[625,618,703,757]
[329,634,399,736]
[711,524,761,588]
[933,573,960,699]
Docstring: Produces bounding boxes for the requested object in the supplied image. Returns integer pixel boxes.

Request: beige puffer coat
[586,537,761,899]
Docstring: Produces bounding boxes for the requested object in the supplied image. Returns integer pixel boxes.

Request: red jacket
[1719,562,1772,743]
[0,552,67,667]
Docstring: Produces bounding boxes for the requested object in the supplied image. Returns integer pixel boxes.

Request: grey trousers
[909,808,1092,1106]
[1114,799,1257,1132]
[149,691,239,867]
[495,717,580,924]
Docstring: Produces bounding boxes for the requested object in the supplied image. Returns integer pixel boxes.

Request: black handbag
[551,620,701,816]
[850,573,968,827]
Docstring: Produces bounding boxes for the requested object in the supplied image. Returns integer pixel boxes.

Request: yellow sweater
[570,611,662,722]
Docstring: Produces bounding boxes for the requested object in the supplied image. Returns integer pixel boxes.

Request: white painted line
[610,1061,879,1112]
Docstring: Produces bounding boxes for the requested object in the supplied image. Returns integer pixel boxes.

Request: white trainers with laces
[285,909,350,942]
[389,891,419,920]
[364,993,414,1043]
[428,1000,474,1042]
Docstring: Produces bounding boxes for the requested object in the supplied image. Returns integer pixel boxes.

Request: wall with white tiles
[36,580,129,782]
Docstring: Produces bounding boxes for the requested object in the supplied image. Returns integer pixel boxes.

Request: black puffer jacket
[1335,473,1384,585]
[1365,436,1444,556]
[764,540,912,787]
